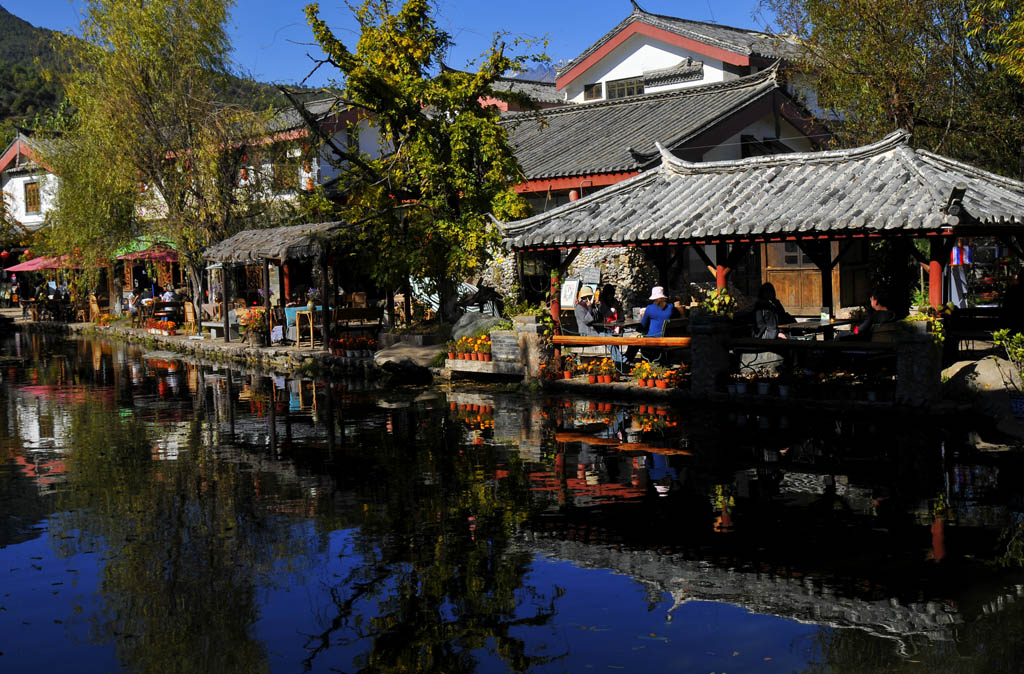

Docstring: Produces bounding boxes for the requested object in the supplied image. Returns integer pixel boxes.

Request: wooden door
[762,242,834,316]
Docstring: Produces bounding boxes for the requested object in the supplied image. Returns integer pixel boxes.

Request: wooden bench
[333,307,383,332]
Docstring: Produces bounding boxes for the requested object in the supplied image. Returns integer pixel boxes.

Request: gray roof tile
[558,6,800,79]
[502,131,1024,249]
[503,68,780,181]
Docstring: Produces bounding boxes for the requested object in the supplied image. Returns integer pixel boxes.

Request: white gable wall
[699,116,814,162]
[1,168,58,232]
[563,34,732,103]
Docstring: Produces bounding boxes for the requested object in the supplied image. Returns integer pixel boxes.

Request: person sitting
[624,286,680,362]
[574,286,600,336]
[752,282,795,339]
[595,284,624,333]
[847,288,896,340]
[160,287,179,302]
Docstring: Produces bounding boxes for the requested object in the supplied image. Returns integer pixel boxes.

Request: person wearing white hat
[624,285,679,362]
[574,285,600,335]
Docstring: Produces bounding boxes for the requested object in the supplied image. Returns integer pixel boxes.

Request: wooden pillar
[221,266,231,343]
[262,258,272,331]
[276,261,286,307]
[549,267,561,331]
[715,242,729,289]
[820,264,834,315]
[929,238,945,308]
[282,262,291,302]
[320,254,332,349]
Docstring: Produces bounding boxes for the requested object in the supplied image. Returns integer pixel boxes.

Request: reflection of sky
[521,557,819,672]
[0,529,116,672]
[252,528,820,672]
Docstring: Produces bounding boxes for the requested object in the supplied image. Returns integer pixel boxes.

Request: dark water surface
[2,334,1024,673]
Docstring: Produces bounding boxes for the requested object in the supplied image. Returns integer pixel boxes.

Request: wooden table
[778,318,855,341]
[295,310,316,348]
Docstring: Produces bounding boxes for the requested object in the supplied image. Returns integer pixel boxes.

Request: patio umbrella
[116,246,178,263]
[5,256,66,272]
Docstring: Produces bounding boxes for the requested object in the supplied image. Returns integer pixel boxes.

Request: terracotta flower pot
[600,375,612,384]
[656,380,668,389]
[563,371,572,379]
[482,353,491,362]
[588,375,597,384]
[448,352,456,360]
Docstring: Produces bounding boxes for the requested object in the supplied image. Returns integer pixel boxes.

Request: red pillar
[549,268,561,330]
[282,262,291,302]
[715,242,729,289]
[929,239,945,308]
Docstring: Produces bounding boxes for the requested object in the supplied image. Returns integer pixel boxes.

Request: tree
[969,1,1024,84]
[763,0,1024,179]
[44,0,290,303]
[285,0,543,320]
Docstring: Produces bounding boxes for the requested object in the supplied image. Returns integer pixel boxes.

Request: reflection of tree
[50,400,313,674]
[801,601,1024,674]
[303,410,564,672]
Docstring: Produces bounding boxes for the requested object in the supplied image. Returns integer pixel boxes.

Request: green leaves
[766,0,1024,179]
[296,0,543,304]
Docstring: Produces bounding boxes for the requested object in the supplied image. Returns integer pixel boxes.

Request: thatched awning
[203,221,346,264]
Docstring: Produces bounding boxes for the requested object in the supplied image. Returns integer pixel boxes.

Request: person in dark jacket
[752,282,795,339]
[847,288,896,340]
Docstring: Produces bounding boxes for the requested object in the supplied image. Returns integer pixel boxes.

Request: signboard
[560,278,580,306]
[581,267,601,285]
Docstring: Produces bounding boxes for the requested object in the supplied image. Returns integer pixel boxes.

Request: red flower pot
[563,371,572,379]
[600,375,612,384]
[481,353,491,362]
[656,380,668,389]
[448,352,456,360]
[587,375,597,384]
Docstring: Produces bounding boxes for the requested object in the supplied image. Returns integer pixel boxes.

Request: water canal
[2,333,1024,673]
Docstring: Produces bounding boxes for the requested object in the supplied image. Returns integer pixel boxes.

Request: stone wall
[481,246,661,313]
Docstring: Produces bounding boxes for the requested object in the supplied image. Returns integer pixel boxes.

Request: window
[583,82,603,101]
[766,242,815,268]
[606,77,644,99]
[23,182,40,214]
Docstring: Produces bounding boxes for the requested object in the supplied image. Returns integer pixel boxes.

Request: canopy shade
[203,221,346,264]
[117,245,178,263]
[5,255,71,272]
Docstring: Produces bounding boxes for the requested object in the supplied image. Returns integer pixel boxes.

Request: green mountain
[0,5,314,148]
[0,5,64,136]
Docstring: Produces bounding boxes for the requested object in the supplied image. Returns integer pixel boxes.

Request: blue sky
[3,1,775,86]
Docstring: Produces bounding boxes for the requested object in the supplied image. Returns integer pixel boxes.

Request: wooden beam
[691,244,716,277]
[552,335,692,347]
[221,266,231,343]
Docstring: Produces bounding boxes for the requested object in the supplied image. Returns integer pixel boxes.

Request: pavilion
[501,130,1024,324]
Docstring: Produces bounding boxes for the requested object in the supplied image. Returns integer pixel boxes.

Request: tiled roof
[643,58,704,87]
[502,68,780,180]
[492,77,563,104]
[204,221,346,263]
[557,5,800,78]
[267,97,346,134]
[502,130,1024,250]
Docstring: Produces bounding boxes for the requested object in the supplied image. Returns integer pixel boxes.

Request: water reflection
[2,333,1024,672]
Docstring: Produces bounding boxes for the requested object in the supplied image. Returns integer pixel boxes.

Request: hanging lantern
[23,249,31,259]
[0,251,9,260]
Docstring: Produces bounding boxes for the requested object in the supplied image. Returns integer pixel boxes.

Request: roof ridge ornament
[630,1,647,15]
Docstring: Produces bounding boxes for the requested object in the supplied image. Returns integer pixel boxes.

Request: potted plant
[650,365,668,388]
[630,361,653,386]
[476,335,492,361]
[238,307,267,346]
[993,329,1024,419]
[306,287,320,313]
[595,358,616,383]
[562,354,577,378]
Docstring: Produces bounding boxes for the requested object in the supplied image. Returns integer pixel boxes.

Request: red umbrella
[4,255,85,271]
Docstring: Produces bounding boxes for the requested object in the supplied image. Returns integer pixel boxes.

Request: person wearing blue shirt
[624,286,679,362]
